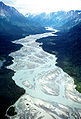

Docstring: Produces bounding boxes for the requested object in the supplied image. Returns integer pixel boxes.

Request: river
[0,61,3,68]
[6,31,81,119]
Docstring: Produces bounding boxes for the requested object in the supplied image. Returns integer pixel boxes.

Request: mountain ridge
[0,1,46,35]
[26,10,81,31]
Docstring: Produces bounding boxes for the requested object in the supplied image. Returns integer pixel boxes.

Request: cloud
[1,0,16,5]
[1,0,81,14]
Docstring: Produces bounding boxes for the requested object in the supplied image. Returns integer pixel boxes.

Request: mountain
[0,2,46,35]
[36,21,81,92]
[0,1,24,18]
[0,1,46,56]
[27,10,81,31]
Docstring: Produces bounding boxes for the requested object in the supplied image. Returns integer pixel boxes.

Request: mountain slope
[0,1,46,56]
[0,2,46,35]
[27,10,81,31]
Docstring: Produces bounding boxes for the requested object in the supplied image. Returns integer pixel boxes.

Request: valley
[6,31,81,119]
[0,2,81,119]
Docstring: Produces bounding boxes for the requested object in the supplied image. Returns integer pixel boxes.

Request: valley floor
[6,31,81,119]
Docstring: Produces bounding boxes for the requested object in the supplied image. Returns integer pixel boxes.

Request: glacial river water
[0,61,3,68]
[7,31,81,119]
